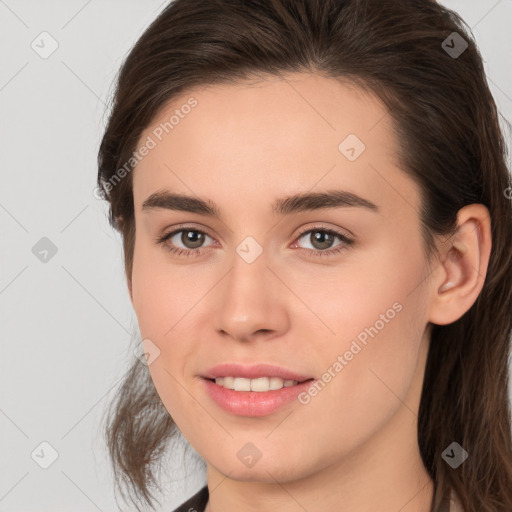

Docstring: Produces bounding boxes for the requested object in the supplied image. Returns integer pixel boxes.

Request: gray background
[1,1,511,510]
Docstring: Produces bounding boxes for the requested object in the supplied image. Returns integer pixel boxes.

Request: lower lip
[201,378,315,417]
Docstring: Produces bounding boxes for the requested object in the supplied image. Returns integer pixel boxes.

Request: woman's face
[130,73,436,483]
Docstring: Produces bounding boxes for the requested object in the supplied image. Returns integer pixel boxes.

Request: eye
[292,225,354,258]
[156,224,355,259]
[156,226,214,258]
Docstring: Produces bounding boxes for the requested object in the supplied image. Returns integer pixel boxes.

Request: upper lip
[201,363,314,382]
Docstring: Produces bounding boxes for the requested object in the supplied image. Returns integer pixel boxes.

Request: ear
[428,204,492,326]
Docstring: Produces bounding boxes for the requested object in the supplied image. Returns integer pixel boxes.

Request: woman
[97,1,512,511]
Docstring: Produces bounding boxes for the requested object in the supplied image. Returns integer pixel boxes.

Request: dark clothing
[171,484,458,511]
[172,485,209,512]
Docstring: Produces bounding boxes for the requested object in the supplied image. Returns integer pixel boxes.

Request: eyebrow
[141,189,380,219]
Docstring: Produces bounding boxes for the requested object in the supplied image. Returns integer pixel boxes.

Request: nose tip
[213,254,291,343]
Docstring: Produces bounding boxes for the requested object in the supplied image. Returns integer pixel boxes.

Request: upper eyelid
[295,224,352,239]
[164,224,215,242]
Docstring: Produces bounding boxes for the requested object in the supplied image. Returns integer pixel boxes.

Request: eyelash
[155,224,355,259]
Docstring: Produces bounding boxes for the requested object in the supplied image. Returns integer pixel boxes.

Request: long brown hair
[96,1,512,510]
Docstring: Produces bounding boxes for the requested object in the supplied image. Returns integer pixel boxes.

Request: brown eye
[156,227,214,256]
[302,230,338,250]
[294,226,355,258]
[179,229,206,249]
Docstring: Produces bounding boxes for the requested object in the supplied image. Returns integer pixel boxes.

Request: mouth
[201,376,317,416]
[203,376,315,392]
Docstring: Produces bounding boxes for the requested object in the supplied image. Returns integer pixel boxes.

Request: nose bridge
[213,238,288,340]
[225,241,271,315]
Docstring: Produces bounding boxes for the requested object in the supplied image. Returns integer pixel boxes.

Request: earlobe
[428,204,492,326]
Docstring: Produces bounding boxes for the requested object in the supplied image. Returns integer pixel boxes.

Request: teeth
[214,376,299,391]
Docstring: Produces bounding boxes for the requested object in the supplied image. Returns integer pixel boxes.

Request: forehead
[132,73,420,221]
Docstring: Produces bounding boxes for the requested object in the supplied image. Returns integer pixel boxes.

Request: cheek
[288,226,426,354]
[309,300,424,440]
[131,238,204,338]
[130,245,205,426]
[293,239,429,450]
[130,242,212,401]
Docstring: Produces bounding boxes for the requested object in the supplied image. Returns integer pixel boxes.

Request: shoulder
[171,485,209,512]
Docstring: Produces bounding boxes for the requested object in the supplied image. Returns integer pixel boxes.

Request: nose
[213,251,290,343]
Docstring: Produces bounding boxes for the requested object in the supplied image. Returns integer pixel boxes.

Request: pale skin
[127,73,491,512]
